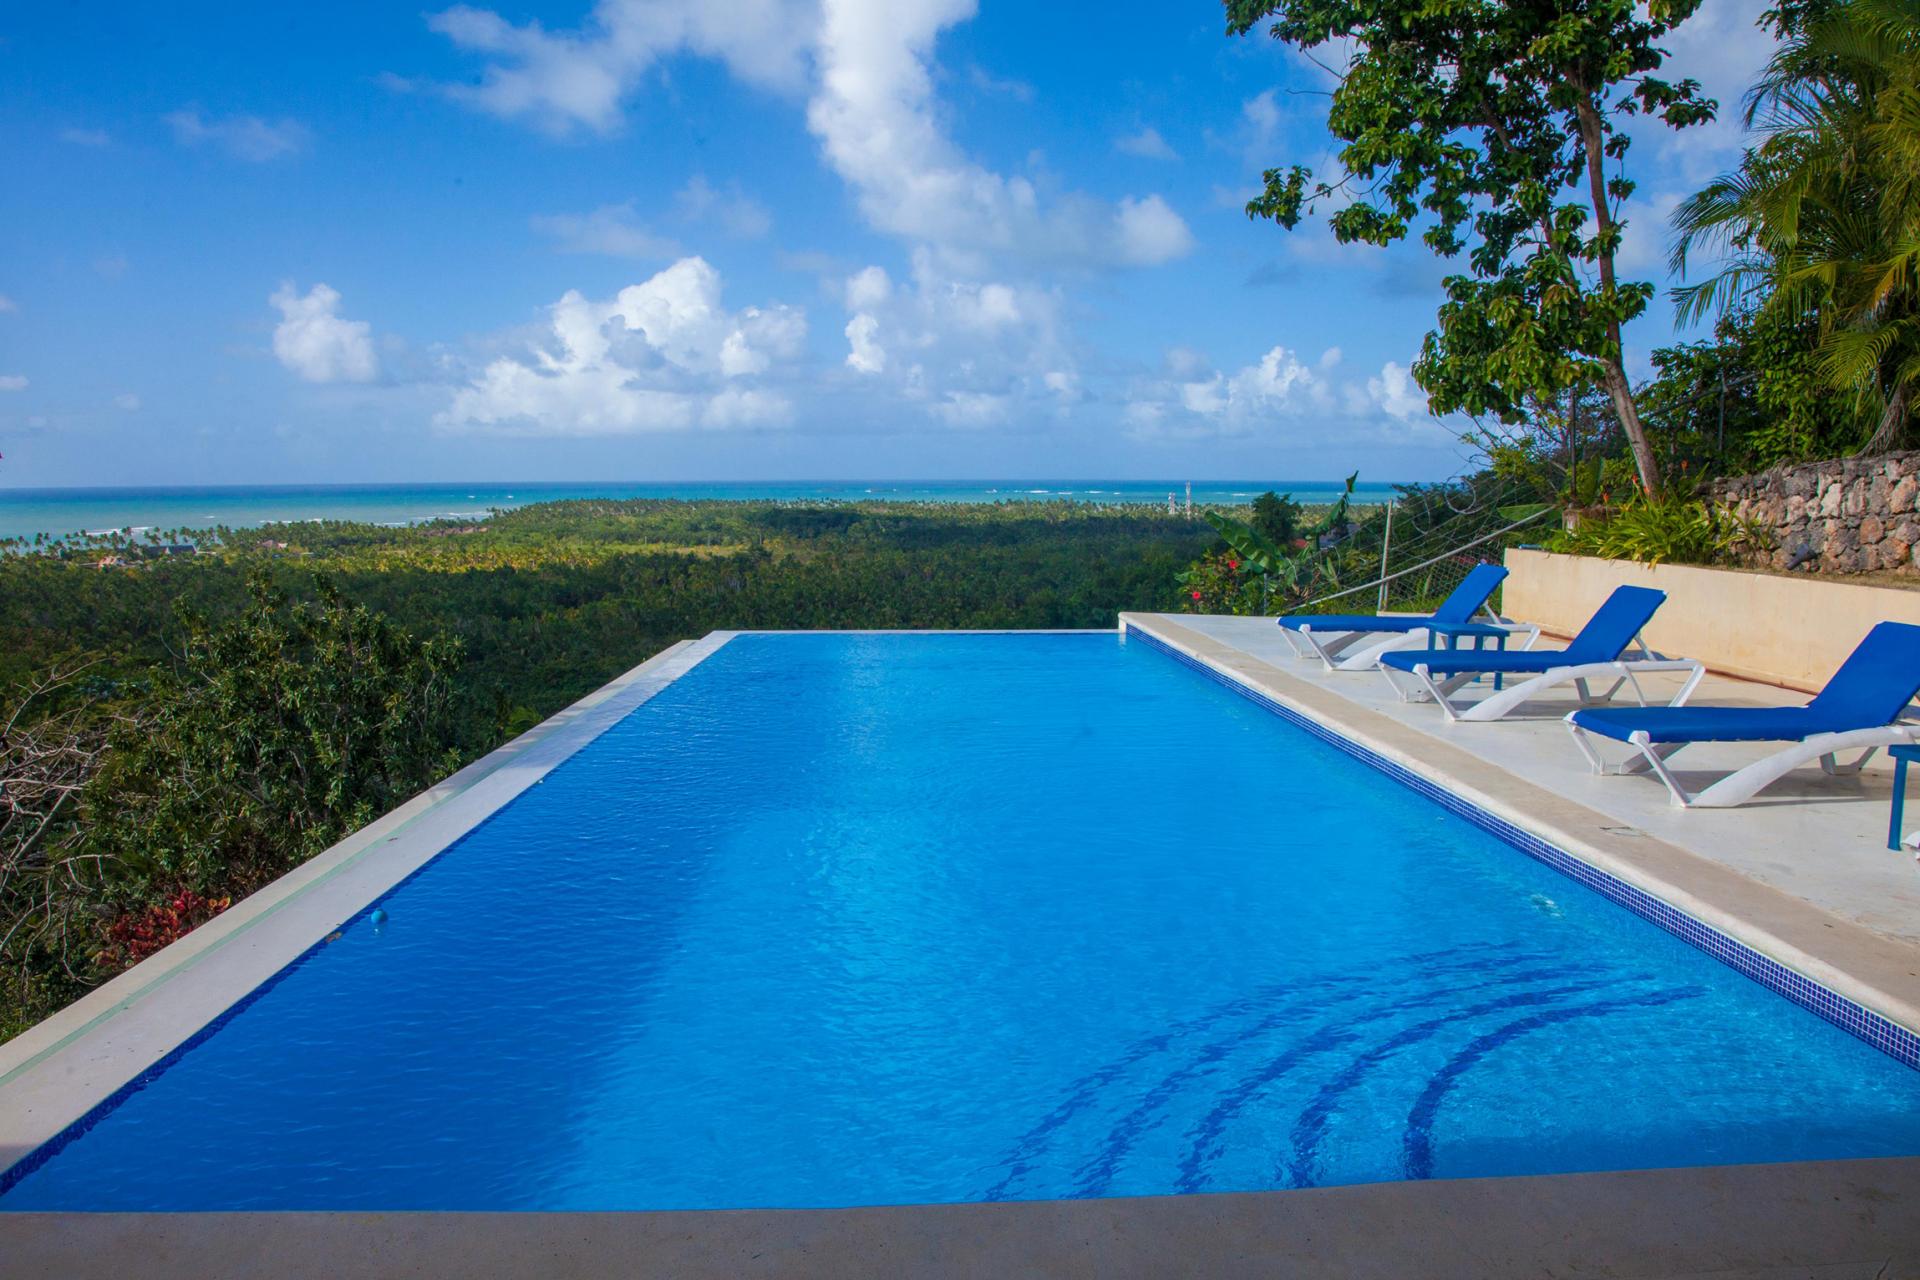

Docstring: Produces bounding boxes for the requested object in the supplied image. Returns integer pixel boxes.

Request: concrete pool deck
[4,1157,1919,1279]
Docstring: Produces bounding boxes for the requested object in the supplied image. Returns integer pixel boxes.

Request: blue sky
[0,1,1779,487]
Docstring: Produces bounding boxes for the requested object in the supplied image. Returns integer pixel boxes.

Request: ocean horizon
[0,479,1407,543]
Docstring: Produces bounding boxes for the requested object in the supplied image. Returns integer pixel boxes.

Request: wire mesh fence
[1283,473,1559,617]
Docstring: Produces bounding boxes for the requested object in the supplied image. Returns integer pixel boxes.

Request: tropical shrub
[1179,549,1260,615]
[84,575,466,911]
[1545,495,1769,566]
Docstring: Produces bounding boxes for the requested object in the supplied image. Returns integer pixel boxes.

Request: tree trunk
[1861,381,1913,456]
[1600,358,1663,496]
[1574,95,1664,496]
[1566,386,1581,501]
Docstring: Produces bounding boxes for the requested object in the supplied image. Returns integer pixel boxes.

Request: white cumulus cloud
[1114,195,1196,266]
[1366,361,1428,421]
[931,390,1008,427]
[270,283,379,383]
[439,256,805,435]
[828,250,1076,427]
[845,312,886,373]
[1126,345,1448,442]
[806,0,1193,270]
[423,0,814,135]
[423,1,1193,271]
[845,265,892,310]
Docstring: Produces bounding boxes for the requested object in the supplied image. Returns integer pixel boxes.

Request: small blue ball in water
[370,908,389,927]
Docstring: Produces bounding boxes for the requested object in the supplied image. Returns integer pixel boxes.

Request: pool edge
[3,1156,1918,1277]
[1119,612,1920,1069]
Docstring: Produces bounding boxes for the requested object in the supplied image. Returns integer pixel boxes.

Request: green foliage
[1671,0,1920,454]
[1642,307,1875,469]
[1473,382,1630,504]
[1249,490,1304,545]
[85,575,465,912]
[1545,495,1770,566]
[1182,477,1365,613]
[1224,0,1716,493]
[1179,550,1263,615]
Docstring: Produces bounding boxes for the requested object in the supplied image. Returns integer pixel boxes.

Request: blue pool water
[4,633,1917,1210]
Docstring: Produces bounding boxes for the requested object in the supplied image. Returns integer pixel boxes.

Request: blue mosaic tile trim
[1126,623,1920,1072]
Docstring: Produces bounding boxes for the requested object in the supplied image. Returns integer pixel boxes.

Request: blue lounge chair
[1378,585,1705,722]
[1275,563,1537,672]
[1566,620,1920,808]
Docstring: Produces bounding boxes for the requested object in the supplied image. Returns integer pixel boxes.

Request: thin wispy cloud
[966,64,1034,102]
[1115,127,1178,161]
[530,204,681,259]
[675,176,772,239]
[165,109,309,161]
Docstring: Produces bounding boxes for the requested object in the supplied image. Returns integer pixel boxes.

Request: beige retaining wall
[1502,548,1920,692]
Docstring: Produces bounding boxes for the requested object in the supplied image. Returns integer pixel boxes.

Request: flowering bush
[1178,550,1261,614]
[99,887,231,968]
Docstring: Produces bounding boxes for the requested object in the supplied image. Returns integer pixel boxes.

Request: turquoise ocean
[0,480,1403,543]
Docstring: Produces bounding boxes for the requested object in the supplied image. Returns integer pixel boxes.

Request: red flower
[1190,590,1202,600]
[1226,558,1240,570]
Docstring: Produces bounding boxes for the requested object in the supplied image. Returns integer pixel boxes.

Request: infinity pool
[4,632,1917,1210]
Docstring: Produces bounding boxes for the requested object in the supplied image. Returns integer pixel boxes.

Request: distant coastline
[0,480,1406,543]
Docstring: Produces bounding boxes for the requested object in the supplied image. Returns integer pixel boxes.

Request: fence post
[1375,500,1396,614]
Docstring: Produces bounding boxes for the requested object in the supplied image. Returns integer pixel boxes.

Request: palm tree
[1671,0,1920,454]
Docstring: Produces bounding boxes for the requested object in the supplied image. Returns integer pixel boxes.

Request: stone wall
[1713,451,1920,574]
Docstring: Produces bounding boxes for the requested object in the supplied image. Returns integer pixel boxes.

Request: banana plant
[1201,473,1359,611]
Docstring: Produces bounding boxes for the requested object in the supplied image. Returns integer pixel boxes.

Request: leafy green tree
[1641,307,1871,468]
[1672,0,1920,454]
[1225,0,1716,494]
[1249,490,1304,545]
[86,574,465,910]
